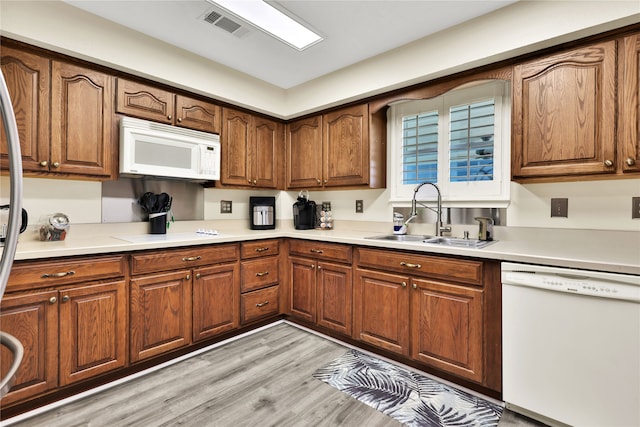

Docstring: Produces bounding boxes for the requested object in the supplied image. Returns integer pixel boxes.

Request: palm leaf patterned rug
[313,349,503,427]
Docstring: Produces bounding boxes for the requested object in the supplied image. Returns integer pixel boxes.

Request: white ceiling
[63,0,518,89]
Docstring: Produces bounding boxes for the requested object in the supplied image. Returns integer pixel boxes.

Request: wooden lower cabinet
[0,290,58,405]
[0,280,126,405]
[239,239,282,325]
[353,247,496,387]
[352,269,410,355]
[288,240,353,336]
[410,278,483,383]
[192,263,240,342]
[130,270,192,363]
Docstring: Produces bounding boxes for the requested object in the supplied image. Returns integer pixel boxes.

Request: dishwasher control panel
[501,263,640,303]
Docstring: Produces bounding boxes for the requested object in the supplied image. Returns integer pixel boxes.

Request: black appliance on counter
[250,196,276,230]
[293,191,316,230]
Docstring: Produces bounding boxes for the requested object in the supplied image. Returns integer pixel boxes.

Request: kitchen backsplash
[0,176,638,231]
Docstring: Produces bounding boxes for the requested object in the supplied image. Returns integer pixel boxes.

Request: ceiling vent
[202,9,249,38]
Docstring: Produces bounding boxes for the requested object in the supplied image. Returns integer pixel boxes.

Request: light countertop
[6,220,640,275]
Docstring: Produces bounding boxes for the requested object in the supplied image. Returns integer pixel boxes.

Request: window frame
[388,80,511,207]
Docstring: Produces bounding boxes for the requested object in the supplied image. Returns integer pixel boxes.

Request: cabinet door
[58,280,127,386]
[353,268,410,356]
[316,261,352,335]
[288,256,316,323]
[286,115,323,188]
[323,104,369,187]
[0,46,50,173]
[175,94,221,134]
[192,263,239,342]
[411,278,483,383]
[619,33,640,173]
[130,270,192,362]
[221,107,252,186]
[51,61,114,178]
[0,290,58,405]
[512,41,617,178]
[116,79,174,124]
[253,116,282,188]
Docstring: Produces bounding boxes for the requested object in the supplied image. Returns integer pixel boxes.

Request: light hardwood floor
[4,323,546,427]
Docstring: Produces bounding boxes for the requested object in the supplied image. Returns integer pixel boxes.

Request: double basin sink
[365,234,495,249]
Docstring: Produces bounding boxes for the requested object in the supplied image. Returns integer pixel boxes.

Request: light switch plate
[221,200,232,214]
[633,197,640,219]
[551,198,568,218]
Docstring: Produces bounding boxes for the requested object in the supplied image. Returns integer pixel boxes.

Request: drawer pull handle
[256,301,269,307]
[310,249,324,254]
[42,271,75,279]
[256,271,269,277]
[182,256,202,262]
[400,261,421,269]
[255,247,270,252]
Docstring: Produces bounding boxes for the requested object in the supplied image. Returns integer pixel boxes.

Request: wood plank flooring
[4,323,546,427]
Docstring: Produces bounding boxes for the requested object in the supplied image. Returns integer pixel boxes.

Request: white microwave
[119,116,220,181]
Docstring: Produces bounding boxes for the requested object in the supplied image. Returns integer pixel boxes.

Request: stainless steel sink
[422,237,495,249]
[365,234,432,242]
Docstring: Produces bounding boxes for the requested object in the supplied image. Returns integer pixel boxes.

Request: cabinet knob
[412,283,417,289]
[311,264,315,269]
[195,273,201,279]
[177,117,182,123]
[186,274,191,280]
[39,160,48,167]
[626,157,636,166]
[604,159,614,167]
[401,281,407,288]
[252,179,257,185]
[49,296,57,304]
[317,265,322,270]
[52,162,60,168]
[316,179,321,184]
[323,179,327,184]
[167,115,172,120]
[61,295,70,303]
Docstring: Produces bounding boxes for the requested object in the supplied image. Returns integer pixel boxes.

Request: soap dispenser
[393,212,407,235]
[474,217,494,241]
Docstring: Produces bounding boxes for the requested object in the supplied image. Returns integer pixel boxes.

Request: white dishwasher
[502,262,640,427]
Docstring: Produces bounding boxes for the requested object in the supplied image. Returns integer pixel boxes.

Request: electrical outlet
[220,200,232,214]
[550,198,568,218]
[633,197,640,219]
[355,200,363,213]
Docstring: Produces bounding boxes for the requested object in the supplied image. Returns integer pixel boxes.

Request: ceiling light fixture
[207,0,322,50]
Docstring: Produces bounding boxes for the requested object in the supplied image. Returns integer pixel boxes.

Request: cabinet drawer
[7,255,126,291]
[241,285,279,324]
[357,248,483,286]
[289,239,352,263]
[241,257,279,292]
[131,244,239,275]
[241,239,280,259]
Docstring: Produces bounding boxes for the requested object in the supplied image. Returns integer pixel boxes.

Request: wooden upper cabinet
[512,41,617,179]
[323,104,369,187]
[116,79,220,133]
[0,46,50,173]
[51,61,115,178]
[286,103,380,189]
[286,115,323,188]
[220,108,282,188]
[619,33,640,173]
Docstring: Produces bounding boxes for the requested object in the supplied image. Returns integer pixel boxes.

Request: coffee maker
[249,196,276,230]
[293,191,316,230]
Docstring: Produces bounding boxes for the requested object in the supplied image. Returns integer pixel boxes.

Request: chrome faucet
[405,182,451,237]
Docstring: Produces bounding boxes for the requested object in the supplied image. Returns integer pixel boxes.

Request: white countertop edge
[7,221,640,276]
